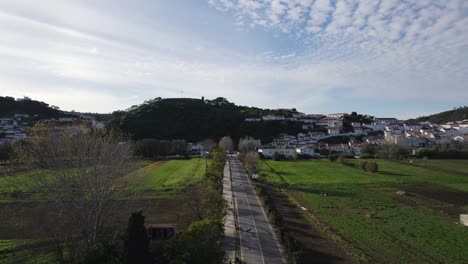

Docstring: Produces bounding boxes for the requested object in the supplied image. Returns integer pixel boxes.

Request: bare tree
[244,151,260,176]
[238,137,259,154]
[218,136,234,152]
[200,139,216,152]
[12,123,134,248]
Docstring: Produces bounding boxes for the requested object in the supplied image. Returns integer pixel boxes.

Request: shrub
[365,162,379,173]
[272,153,286,161]
[337,155,347,164]
[359,161,368,171]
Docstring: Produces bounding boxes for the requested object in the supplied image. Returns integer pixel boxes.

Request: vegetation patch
[258,159,468,263]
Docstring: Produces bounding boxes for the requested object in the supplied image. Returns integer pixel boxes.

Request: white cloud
[207,0,468,106]
[0,0,467,116]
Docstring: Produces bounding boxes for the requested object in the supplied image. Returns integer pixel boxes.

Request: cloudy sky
[0,0,467,118]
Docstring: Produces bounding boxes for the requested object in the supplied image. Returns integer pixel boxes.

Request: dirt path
[263,186,356,264]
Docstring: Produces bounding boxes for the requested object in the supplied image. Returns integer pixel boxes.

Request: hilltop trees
[107,97,307,143]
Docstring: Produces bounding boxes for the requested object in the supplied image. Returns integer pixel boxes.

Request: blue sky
[0,0,467,118]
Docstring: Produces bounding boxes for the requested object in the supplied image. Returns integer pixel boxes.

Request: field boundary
[281,189,373,263]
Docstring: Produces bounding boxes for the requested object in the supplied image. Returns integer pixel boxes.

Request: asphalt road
[229,157,285,264]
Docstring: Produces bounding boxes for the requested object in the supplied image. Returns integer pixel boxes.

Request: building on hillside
[328,127,341,135]
[375,118,400,125]
[262,115,286,121]
[366,138,386,145]
[245,118,261,122]
[327,144,347,153]
[146,223,177,240]
[327,113,346,118]
[353,127,366,134]
[295,146,317,157]
[348,142,361,156]
[258,147,296,158]
[16,96,32,102]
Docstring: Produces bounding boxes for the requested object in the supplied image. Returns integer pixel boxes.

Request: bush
[272,153,286,161]
[365,162,379,173]
[360,153,374,159]
[336,155,347,164]
[359,161,368,171]
[327,152,339,162]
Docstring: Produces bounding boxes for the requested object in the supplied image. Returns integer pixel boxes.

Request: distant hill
[408,107,468,124]
[0,96,61,118]
[107,97,306,142]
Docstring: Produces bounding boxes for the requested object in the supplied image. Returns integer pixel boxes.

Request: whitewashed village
[2,97,468,161]
[251,112,468,159]
[0,97,105,145]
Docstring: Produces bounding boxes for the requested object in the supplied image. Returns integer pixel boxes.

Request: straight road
[229,157,285,264]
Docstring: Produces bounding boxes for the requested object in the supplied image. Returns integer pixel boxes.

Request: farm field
[0,158,206,262]
[116,158,207,199]
[259,159,468,263]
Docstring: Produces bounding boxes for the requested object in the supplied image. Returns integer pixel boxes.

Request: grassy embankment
[259,159,468,263]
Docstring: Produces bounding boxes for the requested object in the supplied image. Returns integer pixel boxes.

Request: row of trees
[163,148,227,263]
[134,139,188,158]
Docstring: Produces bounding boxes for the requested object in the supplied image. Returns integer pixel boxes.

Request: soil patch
[406,184,468,206]
[0,199,195,240]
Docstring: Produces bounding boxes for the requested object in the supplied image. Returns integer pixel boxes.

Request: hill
[107,97,306,142]
[409,106,468,124]
[0,96,61,118]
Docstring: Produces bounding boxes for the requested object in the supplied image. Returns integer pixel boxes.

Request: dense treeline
[342,112,374,132]
[0,96,61,117]
[134,139,187,158]
[408,106,468,124]
[107,97,307,143]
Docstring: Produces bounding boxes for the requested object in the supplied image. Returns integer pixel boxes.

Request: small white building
[262,115,286,121]
[328,127,341,135]
[295,146,316,157]
[366,139,385,146]
[348,142,361,156]
[258,147,295,158]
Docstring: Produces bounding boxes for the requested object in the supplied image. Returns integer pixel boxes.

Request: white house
[262,115,285,121]
[258,147,296,158]
[327,144,347,153]
[295,146,317,157]
[328,127,341,135]
[245,118,261,122]
[348,142,361,156]
[353,127,365,134]
[327,113,346,118]
[366,138,385,145]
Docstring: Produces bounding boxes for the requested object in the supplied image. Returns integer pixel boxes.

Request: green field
[0,158,207,262]
[0,240,56,264]
[117,158,207,199]
[259,159,468,263]
[0,159,206,201]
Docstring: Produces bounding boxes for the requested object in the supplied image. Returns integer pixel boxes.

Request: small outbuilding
[146,223,177,240]
[460,214,468,226]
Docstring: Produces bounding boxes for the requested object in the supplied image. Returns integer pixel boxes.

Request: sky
[0,0,467,118]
